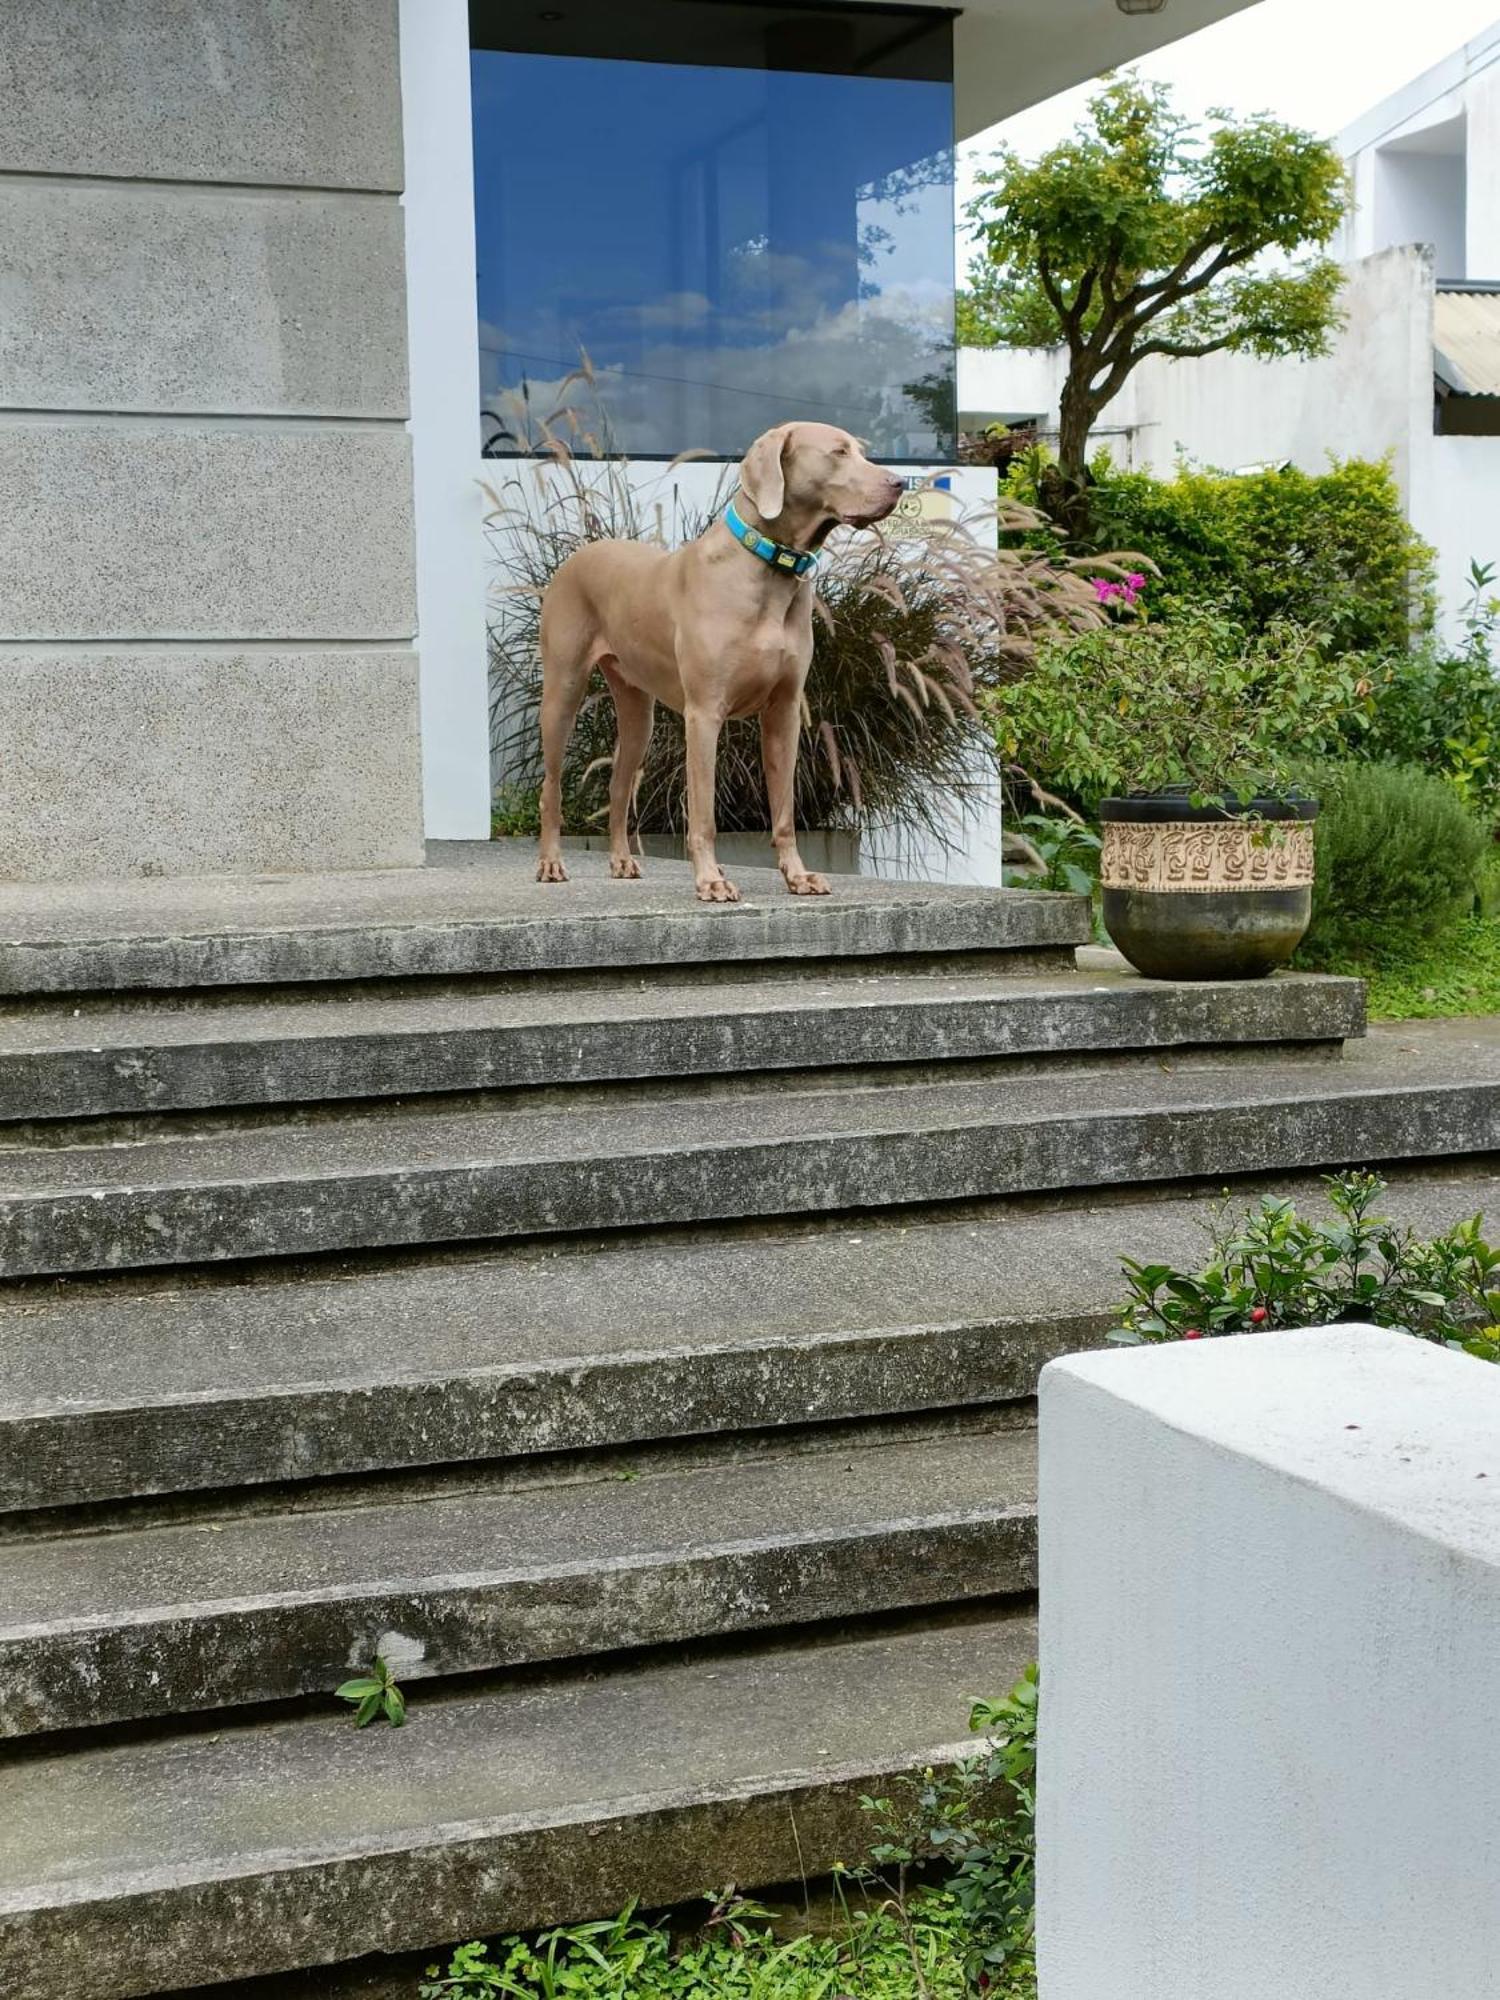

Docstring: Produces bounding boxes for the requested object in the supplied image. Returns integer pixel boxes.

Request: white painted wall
[1373,143,1467,281]
[1038,1323,1500,2000]
[400,0,492,840]
[1467,62,1500,274]
[1423,435,1500,620]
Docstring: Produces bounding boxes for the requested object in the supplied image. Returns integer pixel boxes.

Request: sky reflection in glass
[472,49,955,459]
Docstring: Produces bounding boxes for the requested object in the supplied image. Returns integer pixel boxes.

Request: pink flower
[1092,573,1147,611]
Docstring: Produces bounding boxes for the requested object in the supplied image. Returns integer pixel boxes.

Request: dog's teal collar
[724,497,818,578]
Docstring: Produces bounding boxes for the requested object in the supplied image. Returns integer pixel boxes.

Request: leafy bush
[1111,1172,1500,1365]
[1294,758,1487,968]
[1002,813,1101,893]
[863,1665,1039,1991]
[1072,457,1435,655]
[983,606,1368,812]
[1353,563,1500,825]
[485,443,1111,855]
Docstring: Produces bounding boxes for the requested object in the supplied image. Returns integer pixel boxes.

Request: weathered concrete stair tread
[0,966,1363,1118]
[0,1425,1034,1736]
[0,842,1087,993]
[0,1609,1036,2000]
[0,1023,1494,1277]
[9,1168,1494,1512]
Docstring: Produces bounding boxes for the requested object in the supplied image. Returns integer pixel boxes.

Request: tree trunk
[1042,374,1102,544]
[1056,377,1096,487]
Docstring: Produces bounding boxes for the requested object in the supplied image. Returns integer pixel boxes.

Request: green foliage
[1111,1172,1500,1365]
[861,1666,1039,1991]
[1003,812,1101,893]
[1079,457,1435,657]
[336,1654,406,1730]
[962,76,1348,485]
[1356,562,1500,819]
[419,1891,985,1998]
[984,607,1367,811]
[1294,759,1487,969]
[491,783,541,839]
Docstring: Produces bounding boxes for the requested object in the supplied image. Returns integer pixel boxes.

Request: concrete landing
[0,841,1088,992]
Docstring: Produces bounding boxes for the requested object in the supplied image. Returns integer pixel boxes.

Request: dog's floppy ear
[738,425,791,520]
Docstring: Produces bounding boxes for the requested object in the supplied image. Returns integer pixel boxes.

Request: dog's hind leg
[535,594,597,884]
[600,661,654,880]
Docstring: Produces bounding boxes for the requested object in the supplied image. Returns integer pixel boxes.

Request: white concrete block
[1038,1324,1500,2000]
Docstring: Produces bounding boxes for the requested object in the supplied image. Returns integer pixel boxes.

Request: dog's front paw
[783,870,830,897]
[536,855,570,884]
[610,855,643,880]
[696,875,741,904]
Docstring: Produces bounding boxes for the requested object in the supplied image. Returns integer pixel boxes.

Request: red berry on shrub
[1250,1306,1269,1325]
[1182,1328,1205,1340]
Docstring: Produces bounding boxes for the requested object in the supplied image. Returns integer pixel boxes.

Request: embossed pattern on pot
[1101,820,1315,895]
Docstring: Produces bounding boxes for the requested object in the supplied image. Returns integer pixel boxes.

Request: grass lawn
[1325,916,1500,1021]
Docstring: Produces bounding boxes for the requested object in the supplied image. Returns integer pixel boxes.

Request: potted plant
[985,608,1371,980]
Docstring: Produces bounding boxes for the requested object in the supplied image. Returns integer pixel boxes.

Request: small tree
[961,78,1349,533]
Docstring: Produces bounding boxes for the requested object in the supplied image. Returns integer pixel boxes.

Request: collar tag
[724,498,817,579]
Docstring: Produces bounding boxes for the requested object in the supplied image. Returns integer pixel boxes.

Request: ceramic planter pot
[1099,792,1319,981]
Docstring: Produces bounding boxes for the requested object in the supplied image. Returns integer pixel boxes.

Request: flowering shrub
[983,605,1370,812]
[1111,1172,1500,1364]
[1071,456,1436,655]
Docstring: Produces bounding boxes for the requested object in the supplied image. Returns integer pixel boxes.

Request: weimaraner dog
[535,421,903,902]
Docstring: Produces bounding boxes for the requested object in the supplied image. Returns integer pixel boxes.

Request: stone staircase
[1,843,1497,2000]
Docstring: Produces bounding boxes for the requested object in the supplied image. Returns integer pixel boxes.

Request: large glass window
[471,0,955,461]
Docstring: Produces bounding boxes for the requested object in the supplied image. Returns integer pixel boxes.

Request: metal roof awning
[1435,284,1500,399]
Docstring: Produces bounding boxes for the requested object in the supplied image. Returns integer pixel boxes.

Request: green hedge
[1296,759,1488,968]
[1080,458,1435,656]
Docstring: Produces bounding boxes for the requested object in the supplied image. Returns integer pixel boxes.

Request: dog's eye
[832,443,849,457]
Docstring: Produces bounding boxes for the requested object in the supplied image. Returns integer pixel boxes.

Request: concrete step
[0,1606,1036,2000]
[0,1422,1034,1737]
[0,966,1362,1121]
[0,842,1087,995]
[11,1165,1495,1514]
[0,1025,1494,1279]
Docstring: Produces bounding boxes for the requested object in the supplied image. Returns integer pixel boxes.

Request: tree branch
[1124,229,1220,310]
[1131,333,1238,363]
[1102,240,1260,366]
